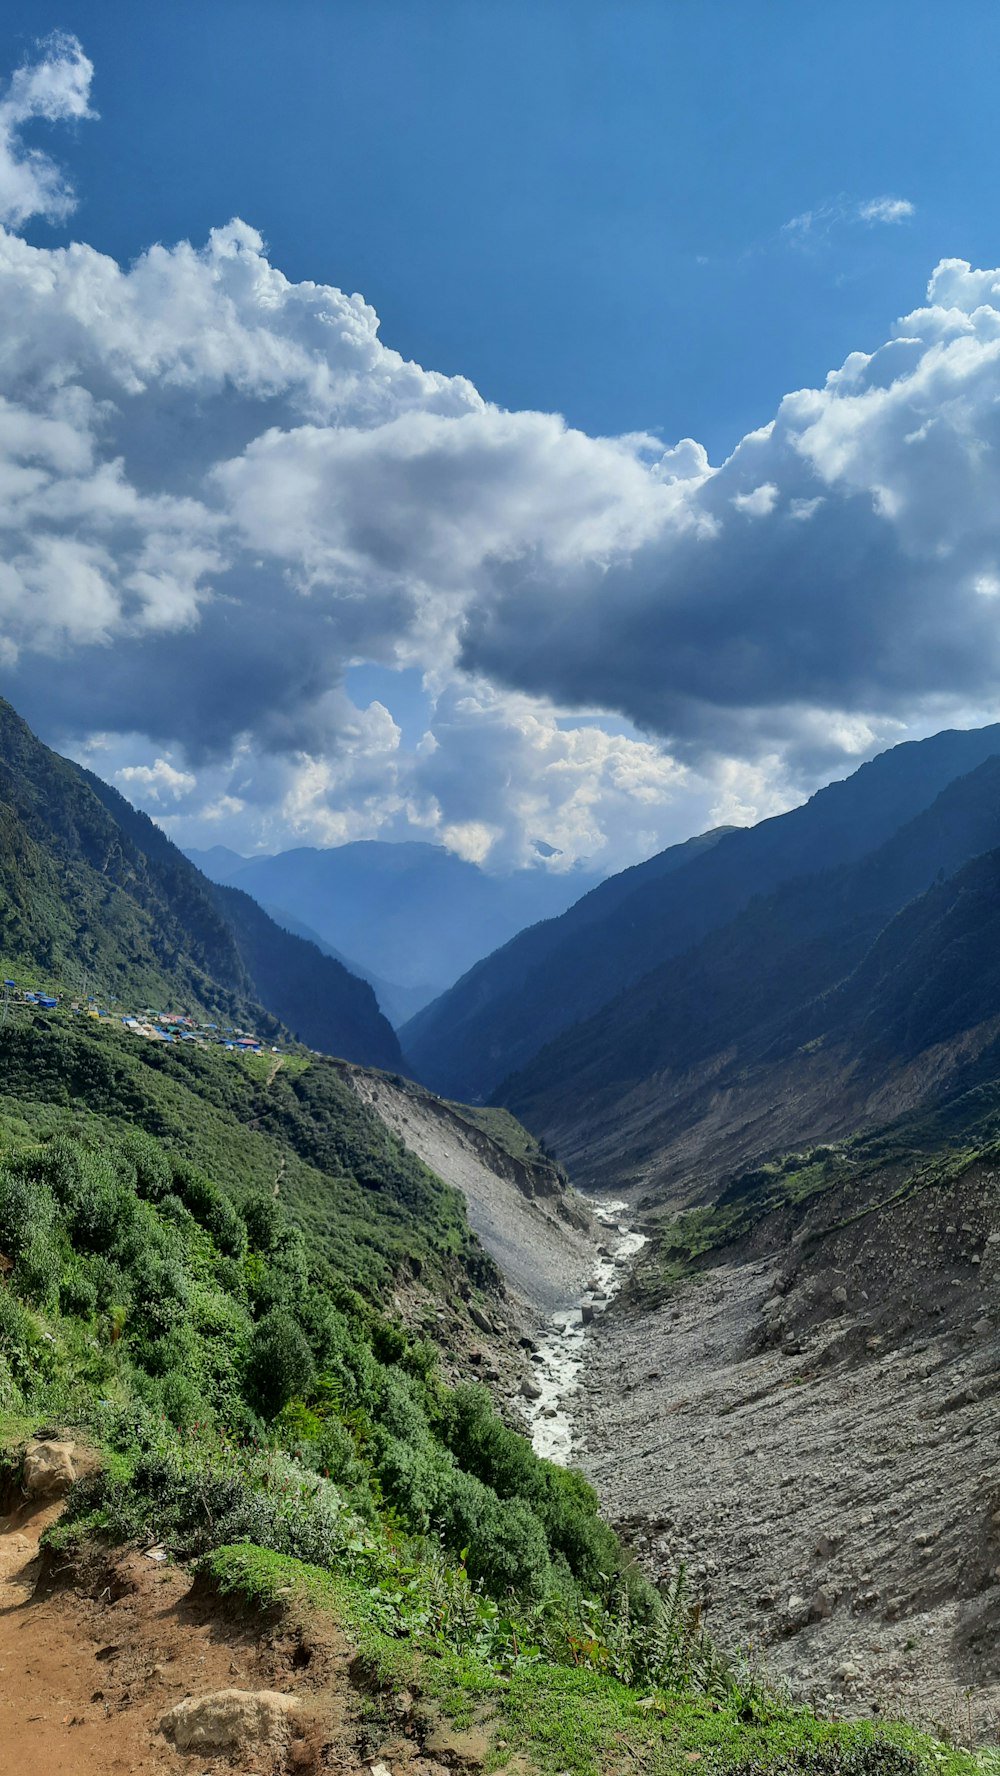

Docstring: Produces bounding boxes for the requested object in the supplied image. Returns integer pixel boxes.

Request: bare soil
[0,1491,356,1775]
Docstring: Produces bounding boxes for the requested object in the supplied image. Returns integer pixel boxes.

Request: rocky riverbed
[522,1199,647,1462]
[572,1164,1000,1744]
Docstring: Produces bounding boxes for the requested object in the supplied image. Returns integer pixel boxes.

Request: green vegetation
[0,1016,485,1293]
[194,1545,982,1776]
[0,1019,986,1774]
[0,693,399,1066]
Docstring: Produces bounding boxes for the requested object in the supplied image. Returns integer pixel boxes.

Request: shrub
[60,1264,99,1318]
[116,1130,172,1202]
[247,1309,315,1416]
[13,1232,61,1309]
[171,1161,246,1258]
[0,1285,47,1387]
[0,1164,56,1259]
[69,1154,136,1254]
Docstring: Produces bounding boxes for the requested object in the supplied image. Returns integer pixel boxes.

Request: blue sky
[3,0,988,455]
[3,8,1000,873]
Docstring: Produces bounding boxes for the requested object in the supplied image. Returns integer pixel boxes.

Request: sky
[3,5,1000,873]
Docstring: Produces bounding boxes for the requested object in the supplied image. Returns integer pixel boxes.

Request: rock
[810,1589,834,1620]
[521,1378,543,1400]
[831,1286,849,1305]
[469,1306,493,1335]
[972,1317,991,1335]
[422,1724,488,1768]
[23,1438,76,1498]
[370,1763,394,1776]
[814,1533,838,1559]
[581,1303,595,1326]
[161,1689,301,1753]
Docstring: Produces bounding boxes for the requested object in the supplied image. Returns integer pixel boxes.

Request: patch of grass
[200,1546,985,1776]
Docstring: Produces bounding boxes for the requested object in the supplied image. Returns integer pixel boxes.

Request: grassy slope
[0,695,400,1067]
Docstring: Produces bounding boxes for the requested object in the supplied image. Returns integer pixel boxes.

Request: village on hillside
[1,979,280,1056]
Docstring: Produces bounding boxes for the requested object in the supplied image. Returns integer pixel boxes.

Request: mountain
[186,839,603,1008]
[403,723,1000,1101]
[252,900,433,1029]
[0,698,401,1069]
[500,750,1000,1197]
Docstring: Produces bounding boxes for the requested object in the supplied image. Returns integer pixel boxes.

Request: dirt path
[0,1492,354,1773]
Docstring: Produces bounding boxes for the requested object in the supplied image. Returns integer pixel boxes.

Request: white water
[525,1198,647,1464]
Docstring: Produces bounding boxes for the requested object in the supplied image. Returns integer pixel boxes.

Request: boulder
[469,1306,493,1335]
[23,1438,76,1498]
[161,1688,301,1754]
[521,1377,543,1401]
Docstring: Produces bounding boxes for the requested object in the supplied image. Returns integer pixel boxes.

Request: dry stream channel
[524,1198,647,1463]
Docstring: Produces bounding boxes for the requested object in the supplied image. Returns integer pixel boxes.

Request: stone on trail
[161,1688,301,1753]
[22,1438,76,1498]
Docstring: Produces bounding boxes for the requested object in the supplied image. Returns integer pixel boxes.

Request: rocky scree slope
[340,1064,597,1315]
[575,1132,1000,1743]
[403,724,1000,1102]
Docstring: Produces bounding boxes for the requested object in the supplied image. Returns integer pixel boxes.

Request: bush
[60,1265,99,1318]
[171,1161,246,1258]
[117,1130,172,1202]
[0,1285,46,1387]
[69,1154,136,1254]
[0,1164,56,1259]
[247,1309,315,1416]
[13,1232,61,1309]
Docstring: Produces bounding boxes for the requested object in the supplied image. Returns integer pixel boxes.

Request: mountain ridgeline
[188,838,603,1021]
[403,722,1000,1108]
[500,748,1000,1193]
[0,700,400,1069]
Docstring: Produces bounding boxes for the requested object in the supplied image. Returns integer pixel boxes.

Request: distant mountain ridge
[499,749,1000,1195]
[187,838,603,1013]
[403,723,1000,1101]
[0,699,401,1069]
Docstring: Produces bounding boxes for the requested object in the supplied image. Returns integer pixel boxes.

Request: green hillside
[0,698,400,1068]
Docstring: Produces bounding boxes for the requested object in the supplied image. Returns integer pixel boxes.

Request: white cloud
[0,35,998,876]
[0,34,94,227]
[783,193,916,243]
[116,756,196,802]
[732,482,778,517]
[858,196,915,225]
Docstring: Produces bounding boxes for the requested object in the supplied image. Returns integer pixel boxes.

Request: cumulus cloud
[0,34,94,227]
[115,757,197,802]
[0,37,998,873]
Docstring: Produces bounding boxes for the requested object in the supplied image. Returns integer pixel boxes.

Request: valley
[2,699,1000,1772]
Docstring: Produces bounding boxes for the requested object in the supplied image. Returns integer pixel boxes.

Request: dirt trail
[0,1492,353,1774]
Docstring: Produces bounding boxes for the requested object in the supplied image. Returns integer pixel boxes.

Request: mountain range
[404,722,1000,1111]
[187,840,602,1023]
